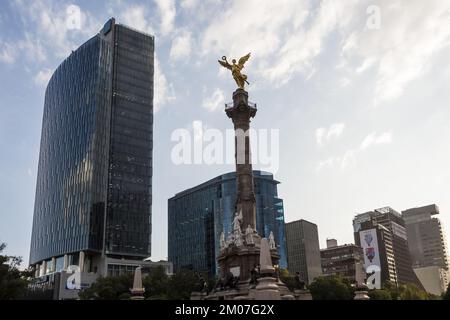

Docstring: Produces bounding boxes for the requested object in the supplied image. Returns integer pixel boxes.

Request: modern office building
[402,204,449,293]
[29,18,154,282]
[354,217,397,286]
[353,207,422,288]
[285,219,322,284]
[402,204,449,270]
[168,171,287,276]
[320,240,366,285]
[412,266,448,296]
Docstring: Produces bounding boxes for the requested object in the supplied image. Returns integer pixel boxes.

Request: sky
[1,0,450,266]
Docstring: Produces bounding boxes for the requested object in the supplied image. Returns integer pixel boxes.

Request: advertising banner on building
[359,228,382,288]
[359,228,380,269]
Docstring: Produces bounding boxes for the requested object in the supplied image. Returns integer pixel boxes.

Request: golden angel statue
[218,53,251,89]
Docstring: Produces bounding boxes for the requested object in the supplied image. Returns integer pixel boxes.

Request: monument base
[354,289,370,300]
[200,239,298,301]
[204,282,298,300]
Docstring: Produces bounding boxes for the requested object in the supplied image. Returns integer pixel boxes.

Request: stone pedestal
[130,266,145,300]
[253,238,281,300]
[254,276,281,300]
[277,279,295,300]
[354,290,370,300]
[354,283,370,300]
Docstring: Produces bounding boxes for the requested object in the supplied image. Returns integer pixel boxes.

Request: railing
[225,101,257,109]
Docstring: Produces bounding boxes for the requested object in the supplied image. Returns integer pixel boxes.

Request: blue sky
[1,0,450,266]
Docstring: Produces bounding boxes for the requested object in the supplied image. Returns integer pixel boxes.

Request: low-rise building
[320,240,365,285]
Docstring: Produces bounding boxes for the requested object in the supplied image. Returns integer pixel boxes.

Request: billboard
[359,228,381,269]
[359,228,382,289]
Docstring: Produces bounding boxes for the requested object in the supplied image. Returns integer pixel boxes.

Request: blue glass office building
[29,18,154,277]
[168,171,287,276]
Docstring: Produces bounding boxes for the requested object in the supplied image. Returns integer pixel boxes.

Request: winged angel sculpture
[218,53,251,89]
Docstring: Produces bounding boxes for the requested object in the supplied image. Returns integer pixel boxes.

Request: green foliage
[78,273,133,300]
[79,267,212,300]
[0,243,30,300]
[278,269,297,291]
[308,275,353,300]
[118,292,131,300]
[427,293,441,300]
[377,281,431,300]
[398,283,429,300]
[368,289,392,300]
[166,269,204,300]
[443,283,450,300]
[142,266,169,299]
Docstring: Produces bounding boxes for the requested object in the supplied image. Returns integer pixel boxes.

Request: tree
[381,281,430,300]
[398,283,429,300]
[278,269,296,291]
[78,273,133,300]
[383,281,400,300]
[368,289,392,300]
[0,243,30,300]
[79,267,211,300]
[308,275,353,300]
[142,266,169,299]
[166,269,205,300]
[442,283,450,300]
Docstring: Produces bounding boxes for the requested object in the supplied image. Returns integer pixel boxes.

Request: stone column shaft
[227,89,257,230]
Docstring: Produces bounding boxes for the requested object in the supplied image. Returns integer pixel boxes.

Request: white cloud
[356,57,376,74]
[154,0,176,36]
[154,56,175,112]
[316,157,335,172]
[18,33,46,63]
[199,1,363,87]
[316,122,345,146]
[180,0,199,10]
[316,148,356,172]
[339,77,350,87]
[317,130,392,172]
[121,4,154,35]
[34,68,53,87]
[201,1,310,84]
[198,1,450,98]
[0,33,46,66]
[360,131,393,150]
[170,30,192,62]
[12,0,101,59]
[0,41,16,64]
[340,149,356,169]
[202,88,225,112]
[315,128,326,146]
[340,1,450,103]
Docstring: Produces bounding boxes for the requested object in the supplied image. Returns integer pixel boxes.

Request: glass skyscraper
[168,171,287,276]
[29,18,154,277]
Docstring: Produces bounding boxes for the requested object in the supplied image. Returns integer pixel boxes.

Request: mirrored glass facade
[168,171,287,276]
[30,19,153,269]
